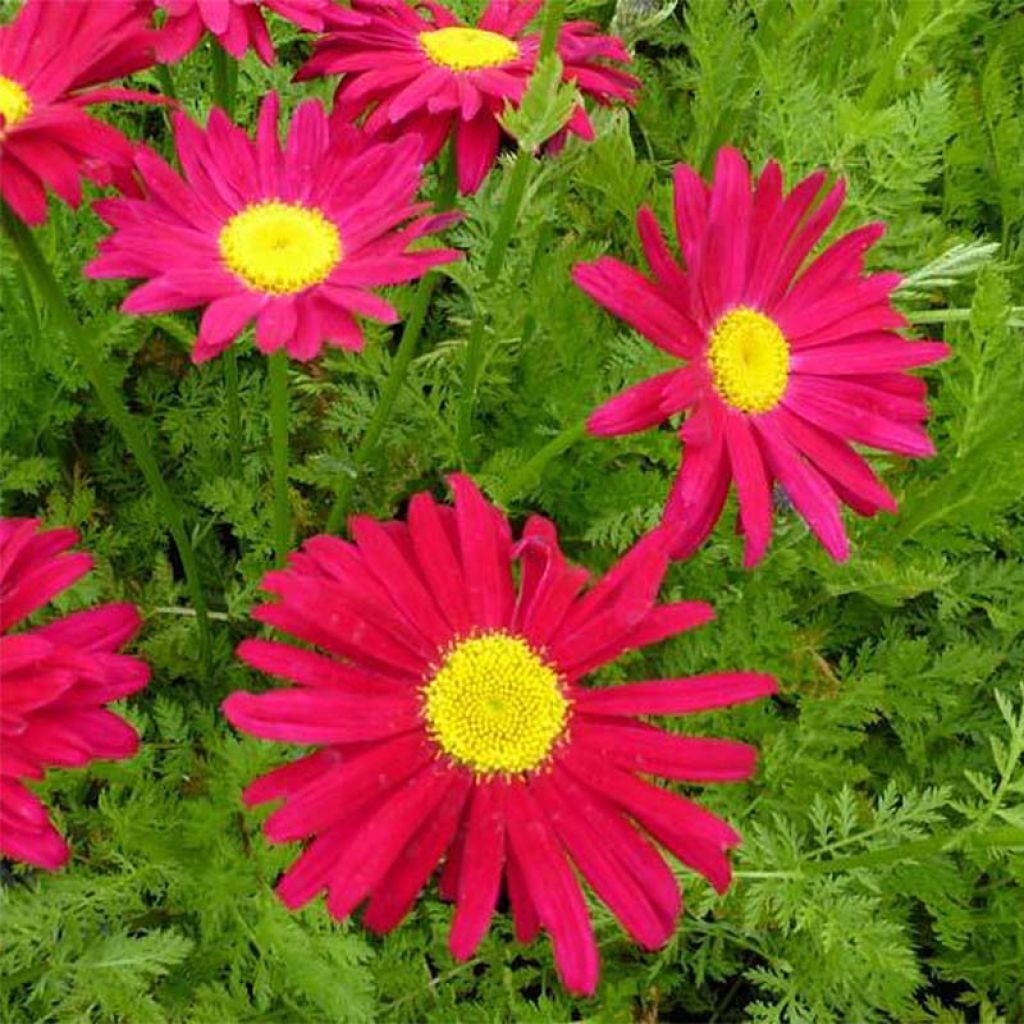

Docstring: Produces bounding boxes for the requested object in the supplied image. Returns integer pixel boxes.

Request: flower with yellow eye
[223,474,776,996]
[297,0,639,195]
[574,148,951,567]
[87,92,459,363]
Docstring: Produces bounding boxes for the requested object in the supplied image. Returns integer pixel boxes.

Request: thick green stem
[326,273,439,534]
[538,0,566,59]
[210,42,238,116]
[1,203,212,674]
[223,347,244,477]
[325,148,458,533]
[455,147,534,463]
[267,351,291,565]
[154,63,178,102]
[453,0,566,466]
[495,421,587,506]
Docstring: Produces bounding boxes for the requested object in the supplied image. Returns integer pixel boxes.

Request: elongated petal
[575,672,777,716]
[506,785,600,997]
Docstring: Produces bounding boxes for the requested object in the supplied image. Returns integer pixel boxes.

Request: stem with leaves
[325,147,459,534]
[267,351,291,565]
[1,202,213,676]
[454,0,568,465]
[208,44,246,481]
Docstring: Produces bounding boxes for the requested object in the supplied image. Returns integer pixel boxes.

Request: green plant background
[1,0,1023,1020]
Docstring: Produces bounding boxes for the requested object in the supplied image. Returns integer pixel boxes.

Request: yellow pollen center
[0,75,32,129]
[419,27,519,71]
[218,200,340,296]
[422,631,569,776]
[707,307,790,413]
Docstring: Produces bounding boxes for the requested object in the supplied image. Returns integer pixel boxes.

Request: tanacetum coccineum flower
[86,92,459,363]
[223,474,776,996]
[573,148,951,567]
[0,0,159,225]
[0,519,150,871]
[296,0,639,194]
[155,0,331,65]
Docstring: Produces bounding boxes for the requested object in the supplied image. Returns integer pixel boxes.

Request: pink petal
[449,780,507,960]
[574,671,777,716]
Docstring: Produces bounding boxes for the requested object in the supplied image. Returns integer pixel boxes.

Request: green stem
[1,202,212,675]
[801,824,1024,874]
[268,351,291,565]
[211,31,245,490]
[906,306,1024,326]
[154,63,177,102]
[495,421,587,506]
[210,42,238,116]
[538,0,567,59]
[325,148,458,533]
[455,147,534,463]
[325,273,440,534]
[223,347,244,477]
[453,0,566,466]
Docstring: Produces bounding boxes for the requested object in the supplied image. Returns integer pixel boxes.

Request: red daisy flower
[0,0,160,225]
[223,474,775,995]
[86,92,460,363]
[296,0,639,194]
[0,519,150,871]
[155,0,331,65]
[573,148,951,567]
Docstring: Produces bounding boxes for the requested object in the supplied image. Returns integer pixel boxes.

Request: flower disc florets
[423,631,568,775]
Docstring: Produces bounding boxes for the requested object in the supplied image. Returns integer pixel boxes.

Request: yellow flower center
[419,27,519,71]
[707,307,790,414]
[218,200,341,296]
[422,631,569,776]
[0,75,32,130]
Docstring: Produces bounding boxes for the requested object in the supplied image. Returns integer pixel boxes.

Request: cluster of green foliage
[2,0,1023,1020]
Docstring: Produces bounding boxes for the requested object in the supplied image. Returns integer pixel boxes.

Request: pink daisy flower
[573,148,951,567]
[155,0,331,65]
[86,92,460,363]
[224,474,776,996]
[0,519,150,871]
[296,0,639,194]
[0,0,160,225]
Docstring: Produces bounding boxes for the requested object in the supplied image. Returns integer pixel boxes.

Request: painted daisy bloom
[296,0,639,194]
[86,92,459,363]
[155,0,331,65]
[0,519,150,870]
[573,148,951,567]
[223,474,776,995]
[0,0,159,225]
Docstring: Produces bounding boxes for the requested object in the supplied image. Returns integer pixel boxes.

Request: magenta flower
[296,0,639,194]
[155,0,331,65]
[0,0,159,225]
[574,148,951,566]
[224,474,776,996]
[0,519,150,871]
[87,92,460,363]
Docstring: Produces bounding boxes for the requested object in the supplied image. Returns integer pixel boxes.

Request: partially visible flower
[87,92,459,363]
[224,474,775,996]
[574,148,950,567]
[155,0,330,65]
[0,519,150,871]
[296,0,639,194]
[0,0,160,225]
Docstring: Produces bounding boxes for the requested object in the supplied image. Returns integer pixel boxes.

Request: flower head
[0,519,150,870]
[224,474,775,996]
[573,148,951,567]
[87,92,460,363]
[0,0,160,225]
[155,0,331,65]
[296,0,639,194]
